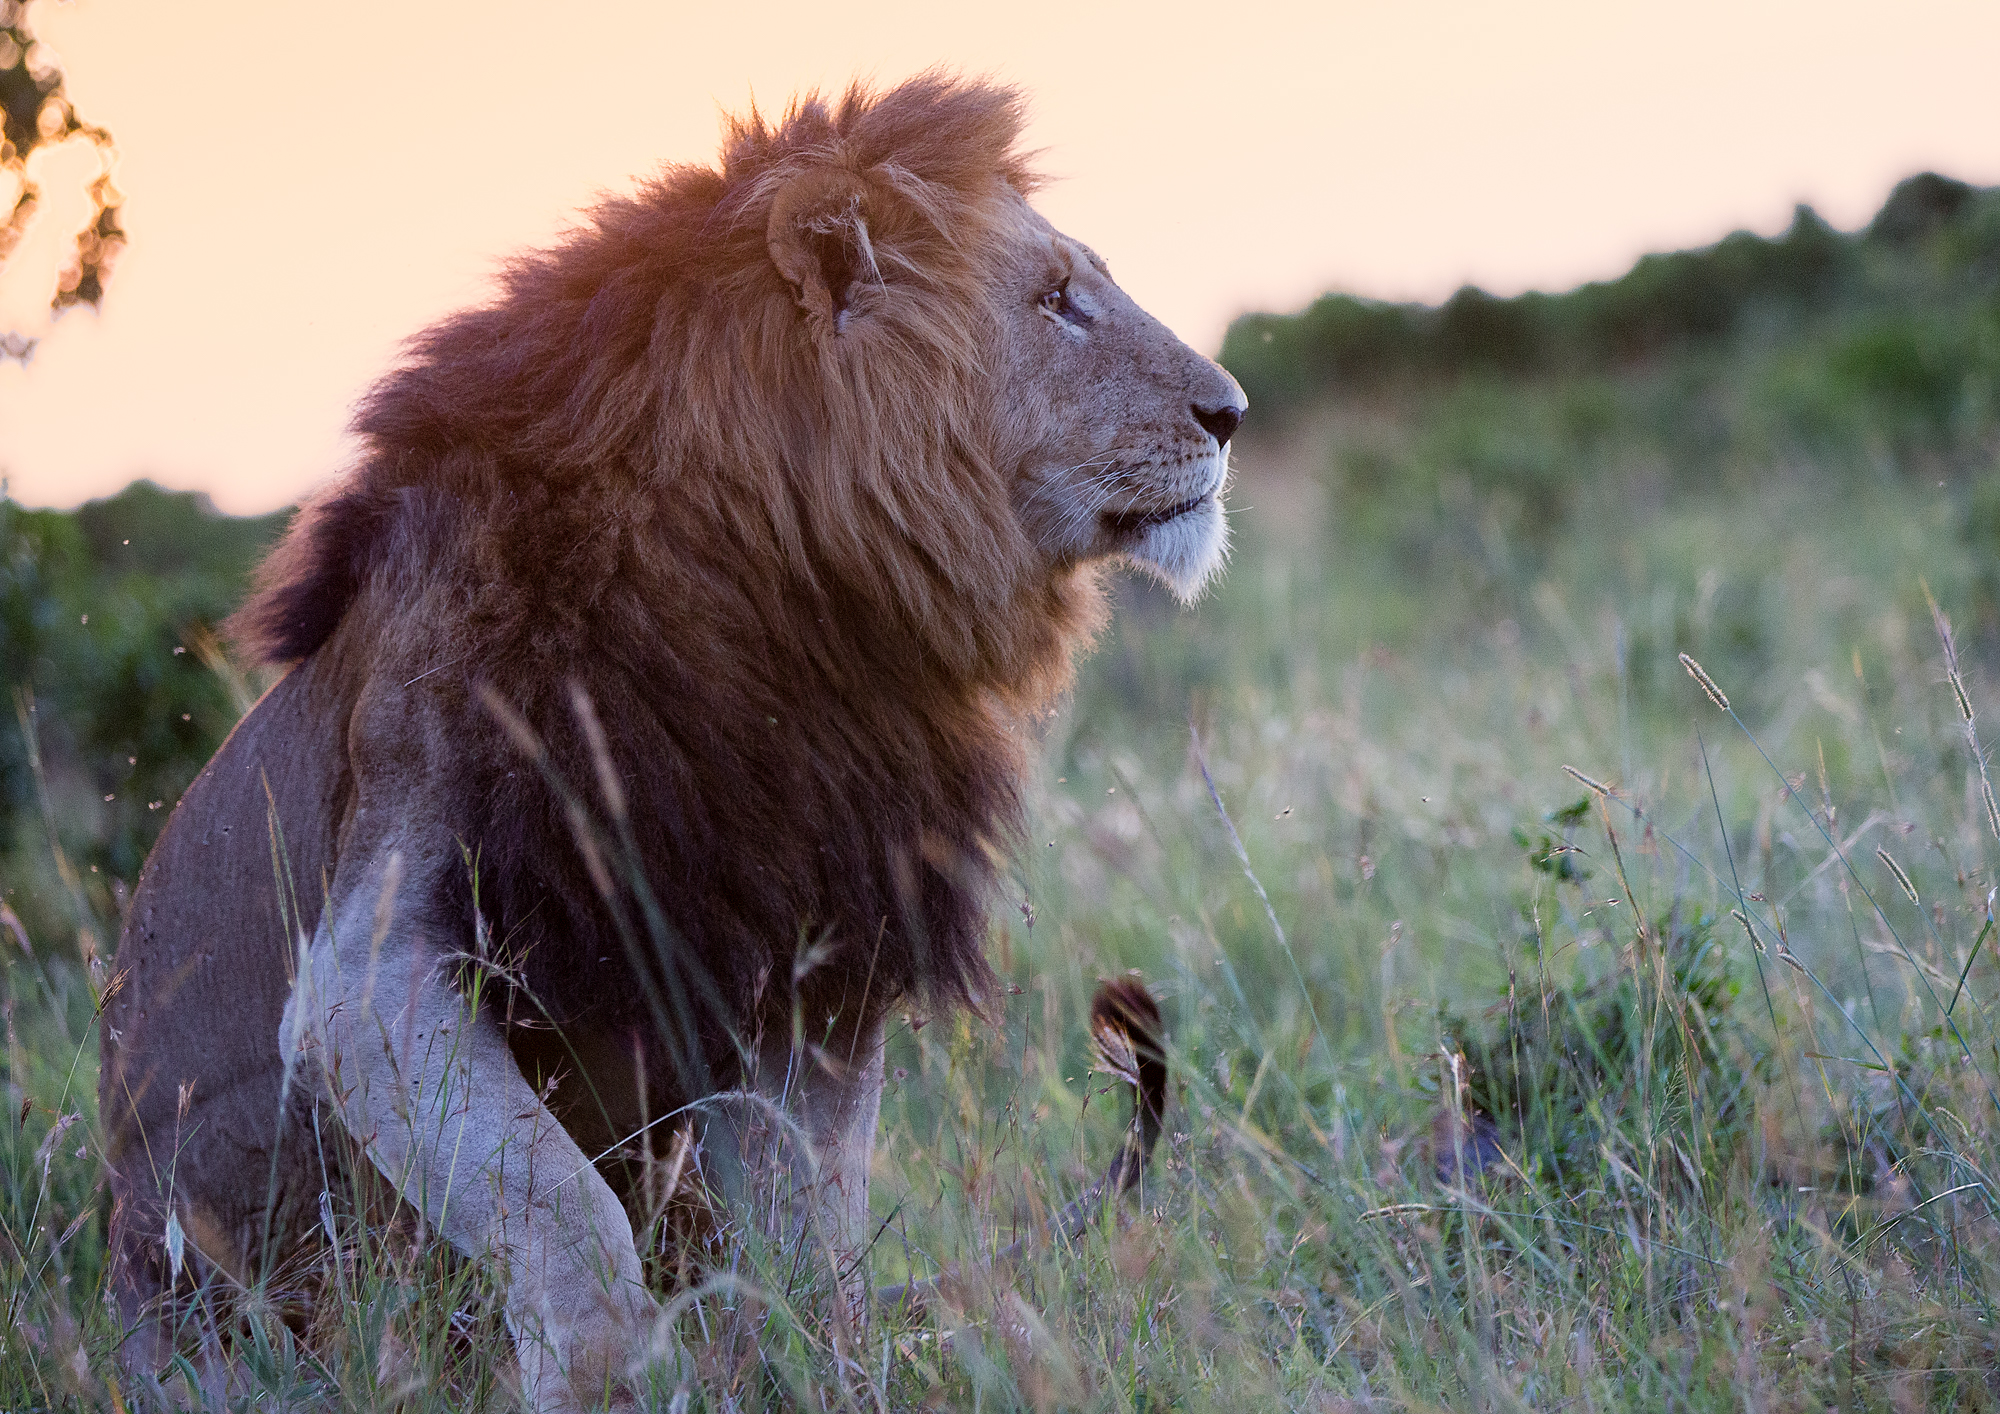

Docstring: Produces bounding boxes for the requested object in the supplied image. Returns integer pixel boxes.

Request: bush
[0,484,284,944]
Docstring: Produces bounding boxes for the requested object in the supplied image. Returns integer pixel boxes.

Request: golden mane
[227,75,1106,1024]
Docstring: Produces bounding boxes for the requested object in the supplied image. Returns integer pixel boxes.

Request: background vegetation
[2,172,1999,1409]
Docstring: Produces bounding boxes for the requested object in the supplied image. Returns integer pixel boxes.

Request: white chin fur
[1124,494,1229,603]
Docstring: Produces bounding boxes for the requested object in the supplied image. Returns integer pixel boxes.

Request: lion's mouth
[1102,493,1209,537]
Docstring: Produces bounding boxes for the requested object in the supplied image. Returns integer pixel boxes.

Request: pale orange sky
[2,0,1997,514]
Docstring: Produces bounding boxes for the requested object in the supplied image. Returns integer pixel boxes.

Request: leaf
[1803,1052,1890,1072]
[1547,795,1594,828]
[0,898,32,957]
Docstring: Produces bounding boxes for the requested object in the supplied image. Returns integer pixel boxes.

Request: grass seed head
[1679,653,1729,710]
[1876,846,1919,904]
[163,1208,186,1281]
[1563,764,1612,796]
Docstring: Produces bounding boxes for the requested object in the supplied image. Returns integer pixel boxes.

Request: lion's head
[757,123,1244,611]
[237,76,1242,706]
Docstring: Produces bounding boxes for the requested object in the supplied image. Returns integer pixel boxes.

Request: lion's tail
[1081,975,1168,1207]
[879,975,1169,1314]
[1029,976,1168,1248]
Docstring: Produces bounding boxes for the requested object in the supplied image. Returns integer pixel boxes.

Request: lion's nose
[1192,402,1242,448]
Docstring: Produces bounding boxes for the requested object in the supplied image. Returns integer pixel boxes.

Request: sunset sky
[2,0,1998,513]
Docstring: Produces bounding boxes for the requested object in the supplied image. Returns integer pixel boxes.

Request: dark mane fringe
[225,73,1106,1051]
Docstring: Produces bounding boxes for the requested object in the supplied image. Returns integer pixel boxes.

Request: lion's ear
[767,168,878,331]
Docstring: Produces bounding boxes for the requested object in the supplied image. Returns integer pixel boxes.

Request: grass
[5,416,2000,1409]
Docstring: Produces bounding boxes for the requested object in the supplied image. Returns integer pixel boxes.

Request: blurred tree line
[0,485,283,947]
[1221,173,2000,435]
[1208,172,2000,657]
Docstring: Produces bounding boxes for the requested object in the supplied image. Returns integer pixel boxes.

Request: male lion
[101,75,1242,1410]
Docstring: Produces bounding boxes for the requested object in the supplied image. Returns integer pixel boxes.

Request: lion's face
[993,201,1247,602]
[761,158,1244,618]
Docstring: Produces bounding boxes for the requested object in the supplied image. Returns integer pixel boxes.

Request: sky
[2,0,1998,514]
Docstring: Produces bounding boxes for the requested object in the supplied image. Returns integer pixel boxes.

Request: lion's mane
[227,76,1104,1079]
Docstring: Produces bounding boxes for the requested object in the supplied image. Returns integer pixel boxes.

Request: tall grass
[4,436,2000,1408]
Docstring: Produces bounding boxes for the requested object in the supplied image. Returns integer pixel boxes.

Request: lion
[99,74,1242,1411]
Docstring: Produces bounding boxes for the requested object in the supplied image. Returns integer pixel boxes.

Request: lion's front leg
[284,848,659,1412]
[704,1015,886,1315]
[799,1019,887,1311]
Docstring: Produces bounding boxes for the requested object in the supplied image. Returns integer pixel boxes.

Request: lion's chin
[1121,493,1229,603]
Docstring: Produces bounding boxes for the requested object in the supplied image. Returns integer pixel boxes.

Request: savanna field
[4,174,2000,1409]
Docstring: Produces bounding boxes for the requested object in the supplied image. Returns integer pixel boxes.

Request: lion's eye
[1039,278,1087,326]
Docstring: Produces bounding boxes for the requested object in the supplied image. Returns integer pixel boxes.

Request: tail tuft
[1089,975,1167,1192]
